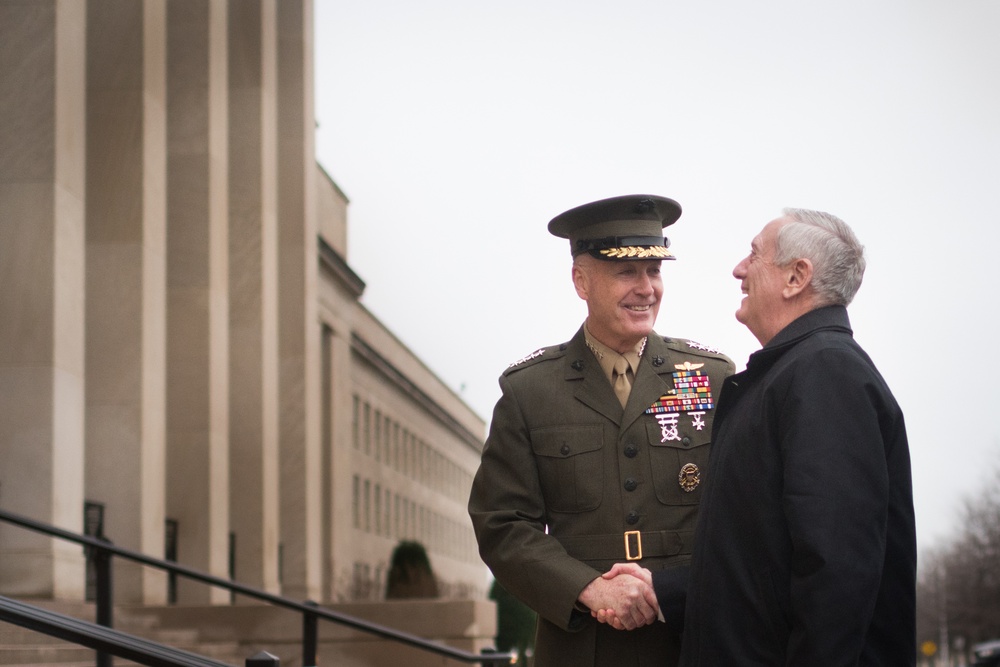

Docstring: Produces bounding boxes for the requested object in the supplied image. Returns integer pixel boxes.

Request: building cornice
[318,236,365,298]
[350,332,484,453]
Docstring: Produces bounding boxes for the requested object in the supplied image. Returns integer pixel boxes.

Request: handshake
[579,562,659,631]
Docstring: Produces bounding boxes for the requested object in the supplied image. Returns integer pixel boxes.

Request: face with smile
[732,217,793,345]
[573,256,663,353]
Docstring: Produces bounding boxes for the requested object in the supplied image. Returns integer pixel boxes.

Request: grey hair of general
[774,208,867,307]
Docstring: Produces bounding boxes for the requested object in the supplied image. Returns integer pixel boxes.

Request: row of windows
[351,475,478,564]
[352,395,473,503]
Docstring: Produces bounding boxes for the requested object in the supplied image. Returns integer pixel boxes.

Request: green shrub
[385,540,439,599]
[489,579,536,665]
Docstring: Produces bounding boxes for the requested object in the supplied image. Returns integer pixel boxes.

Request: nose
[733,256,749,280]
[635,271,654,295]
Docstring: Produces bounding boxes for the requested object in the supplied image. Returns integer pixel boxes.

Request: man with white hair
[597,208,916,663]
[677,208,917,664]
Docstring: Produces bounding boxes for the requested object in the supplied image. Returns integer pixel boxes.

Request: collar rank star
[507,348,544,368]
[645,361,715,442]
[685,339,722,355]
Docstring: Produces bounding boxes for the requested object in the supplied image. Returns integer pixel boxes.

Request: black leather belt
[557,529,695,562]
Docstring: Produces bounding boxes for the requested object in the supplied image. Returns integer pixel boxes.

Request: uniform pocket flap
[644,418,711,450]
[529,424,603,458]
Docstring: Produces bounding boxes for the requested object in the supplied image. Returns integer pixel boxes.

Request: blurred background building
[0,0,489,614]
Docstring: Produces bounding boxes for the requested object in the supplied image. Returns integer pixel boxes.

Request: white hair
[775,208,866,306]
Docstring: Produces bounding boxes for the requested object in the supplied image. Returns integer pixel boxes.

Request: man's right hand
[577,565,659,630]
[589,563,658,630]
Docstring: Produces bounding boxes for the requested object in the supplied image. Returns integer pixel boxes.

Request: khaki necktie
[612,357,631,408]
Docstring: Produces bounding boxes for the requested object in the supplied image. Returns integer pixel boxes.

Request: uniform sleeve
[779,348,890,665]
[468,373,601,630]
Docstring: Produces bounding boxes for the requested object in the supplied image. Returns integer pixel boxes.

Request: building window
[415,440,422,483]
[392,423,401,470]
[352,475,360,529]
[383,415,391,465]
[419,441,427,483]
[363,478,371,532]
[402,498,410,538]
[410,502,417,541]
[384,488,391,539]
[394,493,401,538]
[352,395,360,449]
[363,402,371,455]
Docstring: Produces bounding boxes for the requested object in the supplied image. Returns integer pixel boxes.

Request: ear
[782,258,813,298]
[572,262,589,301]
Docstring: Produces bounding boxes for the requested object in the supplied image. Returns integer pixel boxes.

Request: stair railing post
[94,537,114,667]
[302,599,318,667]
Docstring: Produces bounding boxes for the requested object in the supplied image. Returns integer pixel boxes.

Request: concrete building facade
[0,0,489,613]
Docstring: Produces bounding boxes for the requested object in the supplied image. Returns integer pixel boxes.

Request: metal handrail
[0,508,516,666]
[0,594,240,667]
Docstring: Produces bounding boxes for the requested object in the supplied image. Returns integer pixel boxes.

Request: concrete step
[2,660,162,667]
[0,639,242,667]
[1,602,244,666]
[0,643,94,665]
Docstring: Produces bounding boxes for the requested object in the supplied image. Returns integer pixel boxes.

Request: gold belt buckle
[624,530,642,561]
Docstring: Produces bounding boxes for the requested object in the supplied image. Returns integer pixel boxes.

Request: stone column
[84,0,168,606]
[0,0,87,599]
[277,0,322,602]
[326,325,356,602]
[165,0,230,604]
[227,0,280,595]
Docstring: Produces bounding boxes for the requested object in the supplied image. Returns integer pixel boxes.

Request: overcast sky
[313,0,1000,556]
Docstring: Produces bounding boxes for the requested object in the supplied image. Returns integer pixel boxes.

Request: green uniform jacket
[469,326,734,667]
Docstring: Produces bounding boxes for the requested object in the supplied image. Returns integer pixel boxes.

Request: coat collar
[748,305,853,370]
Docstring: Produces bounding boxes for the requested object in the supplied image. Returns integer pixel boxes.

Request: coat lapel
[622,335,675,431]
[563,330,622,425]
[563,329,677,429]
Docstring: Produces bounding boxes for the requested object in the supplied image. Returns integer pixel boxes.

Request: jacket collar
[748,305,853,369]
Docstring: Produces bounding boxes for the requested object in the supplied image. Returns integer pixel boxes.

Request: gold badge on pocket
[678,462,701,493]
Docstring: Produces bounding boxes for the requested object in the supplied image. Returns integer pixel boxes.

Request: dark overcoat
[469,326,733,667]
[678,306,916,666]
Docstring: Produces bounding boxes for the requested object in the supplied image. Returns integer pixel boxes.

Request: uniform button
[625,511,639,525]
[624,444,638,458]
[560,444,570,456]
[682,436,691,447]
[623,478,638,492]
